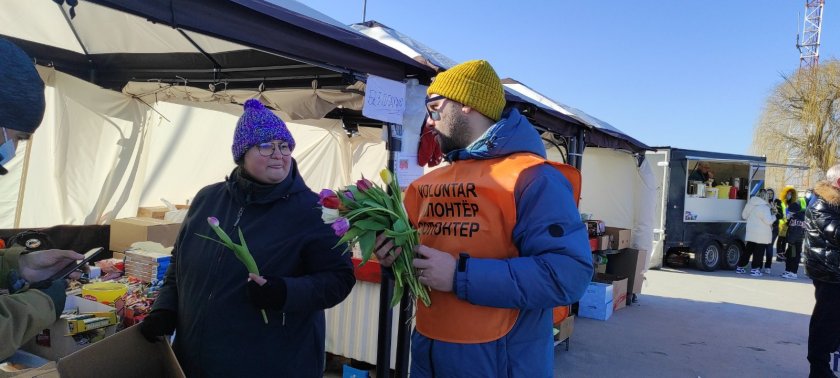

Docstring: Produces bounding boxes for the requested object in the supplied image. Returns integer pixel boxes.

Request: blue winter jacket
[410,109,593,378]
[153,163,355,377]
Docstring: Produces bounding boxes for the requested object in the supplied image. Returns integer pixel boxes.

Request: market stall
[0,0,435,375]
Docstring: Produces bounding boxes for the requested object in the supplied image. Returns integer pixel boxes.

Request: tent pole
[394,285,412,377]
[376,123,397,378]
[14,138,34,228]
[574,129,586,170]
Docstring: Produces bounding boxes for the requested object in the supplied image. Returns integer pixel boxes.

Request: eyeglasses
[256,142,291,157]
[425,95,447,121]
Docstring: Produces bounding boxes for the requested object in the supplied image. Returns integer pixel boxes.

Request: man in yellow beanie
[374,59,592,377]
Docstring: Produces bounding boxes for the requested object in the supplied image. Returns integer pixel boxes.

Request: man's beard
[437,111,472,154]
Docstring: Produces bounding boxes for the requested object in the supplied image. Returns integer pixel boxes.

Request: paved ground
[555,261,817,377]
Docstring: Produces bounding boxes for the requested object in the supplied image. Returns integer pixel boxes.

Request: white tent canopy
[0,67,396,228]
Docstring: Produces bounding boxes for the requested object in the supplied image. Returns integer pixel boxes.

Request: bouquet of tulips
[198,217,269,324]
[320,169,430,307]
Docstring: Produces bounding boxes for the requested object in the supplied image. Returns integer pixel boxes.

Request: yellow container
[81,282,127,305]
[716,185,732,199]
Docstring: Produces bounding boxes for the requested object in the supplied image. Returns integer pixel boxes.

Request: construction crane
[797,0,825,69]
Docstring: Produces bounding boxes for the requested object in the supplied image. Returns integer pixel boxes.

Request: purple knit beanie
[232,99,295,163]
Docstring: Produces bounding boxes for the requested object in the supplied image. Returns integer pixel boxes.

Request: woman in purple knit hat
[140,99,355,377]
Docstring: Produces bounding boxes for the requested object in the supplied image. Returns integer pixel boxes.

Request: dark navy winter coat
[153,163,354,377]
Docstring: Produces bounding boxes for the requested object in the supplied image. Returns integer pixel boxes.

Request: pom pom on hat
[427,60,506,122]
[0,38,45,133]
[232,99,295,163]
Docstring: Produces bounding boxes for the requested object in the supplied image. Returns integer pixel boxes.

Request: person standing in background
[737,191,775,277]
[803,164,840,377]
[782,201,805,279]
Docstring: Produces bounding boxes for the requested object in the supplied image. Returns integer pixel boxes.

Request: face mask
[0,128,15,167]
[786,194,792,201]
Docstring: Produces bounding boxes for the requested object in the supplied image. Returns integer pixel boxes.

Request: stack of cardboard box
[109,217,181,253]
[124,249,171,283]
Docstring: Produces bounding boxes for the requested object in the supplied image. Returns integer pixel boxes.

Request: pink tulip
[356,177,373,192]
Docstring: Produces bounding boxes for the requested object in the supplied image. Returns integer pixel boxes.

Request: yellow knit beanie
[427,60,506,121]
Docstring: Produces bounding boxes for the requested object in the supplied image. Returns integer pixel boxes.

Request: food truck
[646,148,771,271]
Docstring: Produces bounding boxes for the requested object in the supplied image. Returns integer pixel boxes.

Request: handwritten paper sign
[363,75,406,124]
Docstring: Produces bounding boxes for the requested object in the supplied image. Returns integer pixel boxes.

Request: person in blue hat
[140,99,355,377]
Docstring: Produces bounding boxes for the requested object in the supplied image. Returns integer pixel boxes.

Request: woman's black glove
[247,276,287,311]
[139,309,177,343]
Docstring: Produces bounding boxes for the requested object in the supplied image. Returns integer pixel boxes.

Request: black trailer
[646,148,770,271]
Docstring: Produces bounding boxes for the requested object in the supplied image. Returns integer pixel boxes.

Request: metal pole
[575,129,586,170]
[394,291,412,377]
[375,123,396,378]
[362,0,367,22]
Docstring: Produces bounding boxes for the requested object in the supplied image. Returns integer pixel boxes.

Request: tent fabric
[502,80,649,153]
[556,147,655,270]
[0,0,433,93]
[352,21,458,72]
[7,67,154,227]
[1,68,388,228]
[123,81,366,121]
[634,158,657,272]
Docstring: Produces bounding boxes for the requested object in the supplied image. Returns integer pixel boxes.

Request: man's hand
[373,233,401,267]
[412,245,456,292]
[18,249,84,283]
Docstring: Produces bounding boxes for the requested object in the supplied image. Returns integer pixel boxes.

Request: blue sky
[297,1,840,156]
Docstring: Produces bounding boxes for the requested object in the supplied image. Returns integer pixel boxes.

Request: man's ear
[461,105,473,114]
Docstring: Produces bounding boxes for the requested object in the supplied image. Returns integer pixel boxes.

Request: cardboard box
[555,315,575,342]
[137,206,170,219]
[605,227,632,250]
[578,281,614,320]
[607,248,647,304]
[580,281,613,305]
[596,235,612,251]
[56,324,185,378]
[594,273,628,311]
[110,217,181,253]
[23,296,117,361]
[578,298,613,321]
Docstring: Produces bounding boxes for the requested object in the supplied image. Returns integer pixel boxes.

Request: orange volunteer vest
[405,152,580,343]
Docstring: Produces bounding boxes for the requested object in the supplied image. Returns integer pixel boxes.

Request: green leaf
[335,226,364,246]
[195,234,229,248]
[210,224,235,246]
[390,281,404,308]
[360,199,385,209]
[392,219,409,233]
[358,231,376,265]
[237,227,250,252]
[354,219,387,231]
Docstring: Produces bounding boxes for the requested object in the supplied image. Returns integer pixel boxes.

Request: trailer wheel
[694,239,721,271]
[720,242,744,270]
